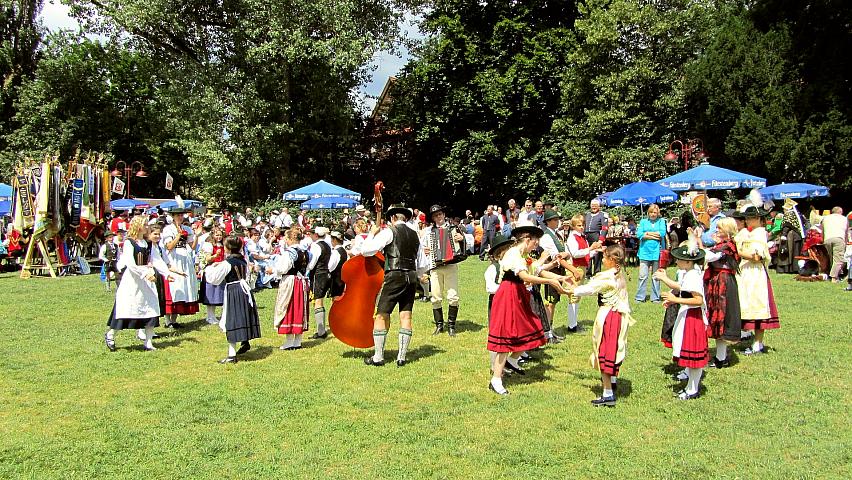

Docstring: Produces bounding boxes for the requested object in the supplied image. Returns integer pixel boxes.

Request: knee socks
[206,305,217,324]
[227,342,237,357]
[144,326,155,349]
[398,328,412,361]
[686,367,702,395]
[315,307,326,335]
[567,303,579,328]
[372,329,387,362]
[716,341,728,361]
[294,333,303,348]
[281,334,294,349]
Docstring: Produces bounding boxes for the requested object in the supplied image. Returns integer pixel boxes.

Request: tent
[283,180,361,201]
[110,198,150,210]
[607,181,678,206]
[0,199,10,216]
[658,163,766,191]
[0,182,12,200]
[759,182,829,200]
[301,196,358,210]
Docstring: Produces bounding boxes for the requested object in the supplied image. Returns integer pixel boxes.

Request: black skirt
[529,285,551,332]
[107,304,159,330]
[223,282,262,343]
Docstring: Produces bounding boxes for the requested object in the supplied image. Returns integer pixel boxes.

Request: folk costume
[361,205,423,366]
[775,199,805,274]
[539,209,569,342]
[161,216,199,322]
[199,240,226,324]
[422,204,466,336]
[735,219,780,352]
[566,229,594,332]
[271,245,311,350]
[584,209,608,276]
[703,240,742,367]
[329,232,348,298]
[206,254,262,363]
[307,227,337,339]
[104,238,160,351]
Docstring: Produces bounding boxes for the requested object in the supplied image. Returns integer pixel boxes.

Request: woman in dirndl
[204,235,262,364]
[487,221,570,395]
[104,216,160,352]
[735,205,780,355]
[654,246,709,401]
[199,227,226,324]
[703,218,742,368]
[268,227,311,350]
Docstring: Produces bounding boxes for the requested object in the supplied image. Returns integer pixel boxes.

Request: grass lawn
[1,260,850,479]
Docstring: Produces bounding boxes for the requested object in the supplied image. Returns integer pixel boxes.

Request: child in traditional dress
[268,228,311,350]
[735,198,780,355]
[199,227,226,324]
[566,214,604,333]
[565,245,634,407]
[205,236,262,364]
[653,246,708,400]
[702,218,742,367]
[484,233,513,325]
[487,221,571,395]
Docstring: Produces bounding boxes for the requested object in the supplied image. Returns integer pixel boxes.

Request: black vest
[313,240,332,276]
[385,224,419,272]
[287,247,309,276]
[224,255,249,282]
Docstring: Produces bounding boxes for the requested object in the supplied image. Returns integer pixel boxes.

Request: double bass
[328,181,386,348]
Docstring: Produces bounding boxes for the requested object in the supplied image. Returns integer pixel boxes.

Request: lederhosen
[311,240,332,298]
[330,245,347,297]
[543,227,566,305]
[376,224,420,315]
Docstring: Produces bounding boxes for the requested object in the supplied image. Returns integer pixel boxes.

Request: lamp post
[110,160,148,198]
[664,138,707,171]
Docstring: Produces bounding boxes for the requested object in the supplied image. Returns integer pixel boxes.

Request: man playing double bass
[360,204,424,367]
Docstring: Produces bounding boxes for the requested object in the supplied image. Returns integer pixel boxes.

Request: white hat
[315,226,329,236]
[355,204,366,212]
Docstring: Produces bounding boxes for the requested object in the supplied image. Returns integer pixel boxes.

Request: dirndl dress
[670,269,708,368]
[213,256,261,343]
[735,228,780,331]
[597,310,623,376]
[487,271,547,353]
[704,242,742,342]
[200,245,226,306]
[107,239,160,330]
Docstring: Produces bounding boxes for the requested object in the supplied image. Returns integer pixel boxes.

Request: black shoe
[419,296,431,302]
[591,395,616,407]
[165,322,183,329]
[237,341,251,354]
[432,326,444,335]
[677,390,700,400]
[104,333,116,352]
[505,361,525,375]
[489,382,510,396]
[845,286,852,291]
[364,357,385,366]
[310,332,328,340]
[218,356,237,364]
[711,356,730,368]
[517,356,528,365]
[611,379,617,391]
[551,333,565,341]
[396,359,406,367]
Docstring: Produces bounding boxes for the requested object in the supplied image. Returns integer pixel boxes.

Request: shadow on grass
[565,370,633,399]
[160,318,208,336]
[507,359,555,386]
[455,320,484,333]
[153,336,201,350]
[240,345,275,362]
[339,344,446,365]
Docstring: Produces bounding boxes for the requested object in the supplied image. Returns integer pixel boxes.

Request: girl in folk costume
[161,203,199,327]
[487,221,571,395]
[347,218,370,256]
[205,236,262,364]
[267,228,311,350]
[104,216,161,352]
[735,191,781,355]
[653,244,709,401]
[566,214,604,333]
[484,233,514,326]
[199,227,226,325]
[135,224,178,344]
[702,218,742,368]
[565,245,635,407]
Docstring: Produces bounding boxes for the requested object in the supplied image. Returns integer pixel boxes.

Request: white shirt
[566,231,592,258]
[307,237,333,273]
[484,263,500,294]
[281,214,293,228]
[539,227,564,260]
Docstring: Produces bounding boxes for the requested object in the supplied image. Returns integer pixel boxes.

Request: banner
[16,174,33,220]
[70,179,84,227]
[112,177,125,195]
[165,172,174,191]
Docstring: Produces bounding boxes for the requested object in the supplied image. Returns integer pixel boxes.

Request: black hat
[511,219,543,238]
[542,208,562,223]
[489,232,514,256]
[670,245,705,262]
[740,205,770,218]
[386,203,412,220]
[729,209,745,220]
[429,204,445,216]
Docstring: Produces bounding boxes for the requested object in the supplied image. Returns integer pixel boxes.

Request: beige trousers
[430,264,460,308]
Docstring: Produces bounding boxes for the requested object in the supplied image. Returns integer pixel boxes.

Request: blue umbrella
[0,199,10,216]
[301,196,358,210]
[110,198,150,210]
[759,182,829,200]
[0,182,12,200]
[594,191,613,207]
[283,180,361,201]
[153,199,203,212]
[607,181,678,206]
[658,164,766,191]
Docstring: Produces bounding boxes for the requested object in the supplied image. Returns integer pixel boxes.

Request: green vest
[545,227,566,252]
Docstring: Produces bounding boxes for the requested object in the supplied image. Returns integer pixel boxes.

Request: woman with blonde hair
[702,218,741,367]
[635,204,667,303]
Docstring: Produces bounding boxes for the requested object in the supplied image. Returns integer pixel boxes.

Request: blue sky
[39,1,419,113]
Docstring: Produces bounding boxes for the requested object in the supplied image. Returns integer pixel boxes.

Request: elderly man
[506,198,521,222]
[700,198,725,247]
[821,207,849,282]
[584,199,608,277]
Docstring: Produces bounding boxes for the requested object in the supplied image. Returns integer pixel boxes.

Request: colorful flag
[165,172,174,191]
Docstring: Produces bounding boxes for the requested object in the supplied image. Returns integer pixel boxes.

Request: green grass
[1,261,850,479]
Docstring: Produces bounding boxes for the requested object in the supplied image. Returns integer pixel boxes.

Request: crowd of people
[37,190,850,406]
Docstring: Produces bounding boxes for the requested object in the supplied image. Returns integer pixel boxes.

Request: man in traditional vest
[539,209,581,343]
[360,204,423,367]
[422,204,467,337]
[584,199,608,277]
[307,226,334,339]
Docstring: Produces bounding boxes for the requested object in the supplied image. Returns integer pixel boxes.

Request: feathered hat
[737,189,772,218]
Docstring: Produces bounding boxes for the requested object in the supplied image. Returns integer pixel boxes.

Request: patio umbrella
[657,164,766,191]
[607,181,678,207]
[0,182,12,200]
[301,196,358,210]
[759,182,829,200]
[0,199,10,216]
[594,191,613,207]
[110,198,150,210]
[153,199,203,212]
[283,180,361,201]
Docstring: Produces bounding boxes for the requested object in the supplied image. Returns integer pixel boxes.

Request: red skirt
[487,280,547,353]
[705,270,742,342]
[674,308,709,368]
[741,274,780,331]
[278,277,310,335]
[163,279,199,315]
[597,310,622,376]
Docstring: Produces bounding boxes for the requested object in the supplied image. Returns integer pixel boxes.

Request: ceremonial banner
[70,179,84,228]
[15,174,33,220]
[112,177,125,195]
[165,172,174,191]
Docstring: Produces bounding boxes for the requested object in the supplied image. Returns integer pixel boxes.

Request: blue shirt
[636,217,667,261]
[701,212,726,247]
